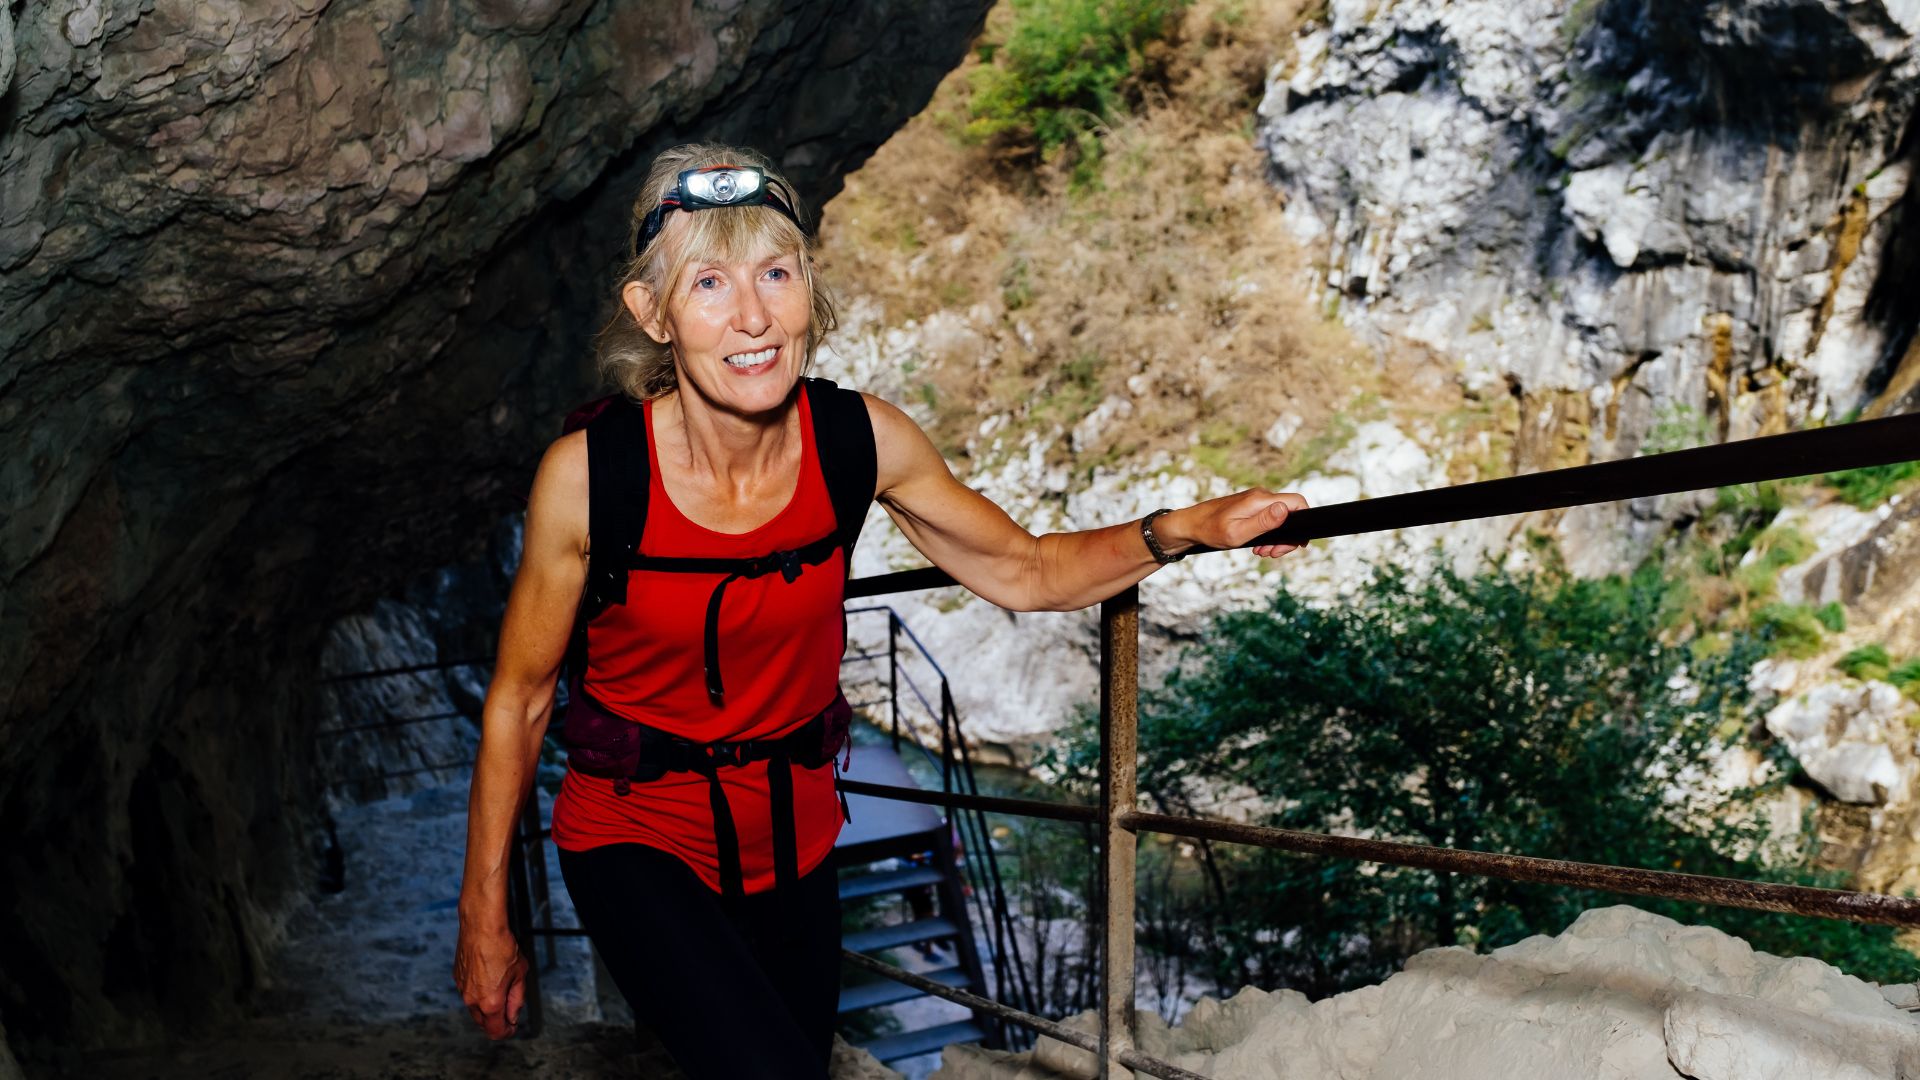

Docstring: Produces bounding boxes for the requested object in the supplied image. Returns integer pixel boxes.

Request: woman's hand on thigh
[454,921,529,1039]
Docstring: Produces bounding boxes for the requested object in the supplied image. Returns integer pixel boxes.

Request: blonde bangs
[596,143,836,402]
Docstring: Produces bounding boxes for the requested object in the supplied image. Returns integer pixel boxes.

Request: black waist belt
[566,688,853,900]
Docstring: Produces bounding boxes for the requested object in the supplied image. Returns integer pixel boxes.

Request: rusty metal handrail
[846,412,1920,598]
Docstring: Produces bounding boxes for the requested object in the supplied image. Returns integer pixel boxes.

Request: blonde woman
[454,142,1306,1077]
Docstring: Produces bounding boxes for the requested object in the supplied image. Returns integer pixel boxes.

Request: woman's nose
[734,283,771,336]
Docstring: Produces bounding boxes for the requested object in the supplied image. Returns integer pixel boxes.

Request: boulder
[1765,680,1919,806]
[932,906,1920,1080]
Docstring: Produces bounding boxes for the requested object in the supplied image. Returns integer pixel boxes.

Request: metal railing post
[1098,586,1140,1078]
[889,612,902,752]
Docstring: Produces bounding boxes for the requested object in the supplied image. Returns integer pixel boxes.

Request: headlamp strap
[633,166,806,259]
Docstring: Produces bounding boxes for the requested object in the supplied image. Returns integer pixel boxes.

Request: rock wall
[1259,0,1920,571]
[0,0,990,1057]
[934,906,1920,1080]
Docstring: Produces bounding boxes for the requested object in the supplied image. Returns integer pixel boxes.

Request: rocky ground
[935,906,1920,1080]
[53,780,900,1080]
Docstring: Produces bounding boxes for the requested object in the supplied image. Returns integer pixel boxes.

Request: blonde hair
[595,143,838,400]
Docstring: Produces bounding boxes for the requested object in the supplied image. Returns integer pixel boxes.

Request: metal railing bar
[838,782,1920,926]
[844,413,1920,598]
[946,683,1042,1034]
[1120,810,1920,928]
[846,566,956,600]
[314,709,469,737]
[1232,409,1920,551]
[319,657,492,683]
[1098,589,1140,1077]
[894,667,945,735]
[840,950,1211,1080]
[836,779,1098,824]
[887,616,955,685]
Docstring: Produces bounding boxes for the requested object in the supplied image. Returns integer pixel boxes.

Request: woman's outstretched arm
[866,394,1307,613]
[454,431,588,1039]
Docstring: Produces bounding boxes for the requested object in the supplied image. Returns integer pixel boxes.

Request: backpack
[561,376,878,706]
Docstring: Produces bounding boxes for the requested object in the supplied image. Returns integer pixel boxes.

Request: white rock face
[1260,0,1920,471]
[817,314,1510,749]
[931,907,1920,1080]
[1764,680,1919,805]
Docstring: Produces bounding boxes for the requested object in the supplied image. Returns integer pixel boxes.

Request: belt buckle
[707,741,746,768]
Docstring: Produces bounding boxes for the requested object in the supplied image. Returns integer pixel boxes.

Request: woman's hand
[1159,489,1310,559]
[454,917,529,1040]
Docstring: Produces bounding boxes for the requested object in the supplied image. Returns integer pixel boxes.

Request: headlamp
[633,165,807,259]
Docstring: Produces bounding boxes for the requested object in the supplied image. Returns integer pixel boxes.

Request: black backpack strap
[802,376,877,560]
[570,397,650,676]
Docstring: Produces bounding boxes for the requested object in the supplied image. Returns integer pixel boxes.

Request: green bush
[1837,643,1894,682]
[966,0,1188,153]
[1049,566,1917,995]
[1825,460,1920,508]
[1814,601,1847,633]
[1754,603,1827,659]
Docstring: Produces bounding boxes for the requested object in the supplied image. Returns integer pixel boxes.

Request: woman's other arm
[867,395,1306,613]
[453,431,588,1039]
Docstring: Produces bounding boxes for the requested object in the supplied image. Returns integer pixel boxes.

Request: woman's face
[637,237,811,419]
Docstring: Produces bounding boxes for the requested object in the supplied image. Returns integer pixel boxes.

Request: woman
[453,142,1307,1077]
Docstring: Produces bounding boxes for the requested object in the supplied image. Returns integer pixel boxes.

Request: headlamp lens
[684,167,762,205]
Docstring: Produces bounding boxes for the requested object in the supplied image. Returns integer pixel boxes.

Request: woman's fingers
[455,927,527,1040]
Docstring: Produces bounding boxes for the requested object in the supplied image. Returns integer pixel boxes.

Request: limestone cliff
[0,0,989,1056]
[1260,0,1920,569]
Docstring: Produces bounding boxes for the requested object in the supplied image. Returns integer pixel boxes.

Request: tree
[1051,565,1916,996]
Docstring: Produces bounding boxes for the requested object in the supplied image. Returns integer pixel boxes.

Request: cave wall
[0,0,991,1056]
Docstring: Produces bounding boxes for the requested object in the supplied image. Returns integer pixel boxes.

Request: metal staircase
[832,606,1040,1064]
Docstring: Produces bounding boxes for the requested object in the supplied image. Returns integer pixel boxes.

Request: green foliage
[1814,602,1847,633]
[966,0,1188,155]
[1753,603,1826,659]
[1051,566,1917,995]
[1825,460,1920,509]
[1838,643,1894,682]
[1642,403,1713,456]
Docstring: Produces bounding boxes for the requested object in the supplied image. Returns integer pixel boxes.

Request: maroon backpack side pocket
[558,676,645,778]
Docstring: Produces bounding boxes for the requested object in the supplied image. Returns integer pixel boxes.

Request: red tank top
[549,385,847,892]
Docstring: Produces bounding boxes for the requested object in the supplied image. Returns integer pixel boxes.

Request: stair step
[858,1020,988,1063]
[837,965,971,1014]
[843,917,960,954]
[838,865,946,901]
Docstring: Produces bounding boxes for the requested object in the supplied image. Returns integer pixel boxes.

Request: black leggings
[557,843,842,1079]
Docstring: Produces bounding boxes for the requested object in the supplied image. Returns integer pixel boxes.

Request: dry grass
[819,0,1386,485]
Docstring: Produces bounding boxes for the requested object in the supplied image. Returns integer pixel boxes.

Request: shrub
[1754,603,1826,659]
[1814,601,1847,633]
[1049,566,1918,995]
[1825,460,1920,509]
[966,0,1189,155]
[1837,643,1894,682]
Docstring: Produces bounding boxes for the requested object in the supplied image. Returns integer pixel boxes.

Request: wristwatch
[1140,508,1185,565]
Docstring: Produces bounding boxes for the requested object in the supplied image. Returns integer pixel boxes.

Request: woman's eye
[695,275,718,290]
[765,267,789,281]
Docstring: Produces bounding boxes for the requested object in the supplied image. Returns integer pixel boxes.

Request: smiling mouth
[723,346,779,370]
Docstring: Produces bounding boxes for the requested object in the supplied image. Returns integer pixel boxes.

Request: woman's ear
[622,280,671,344]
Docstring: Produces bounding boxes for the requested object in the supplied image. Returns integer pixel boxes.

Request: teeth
[724,347,778,368]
